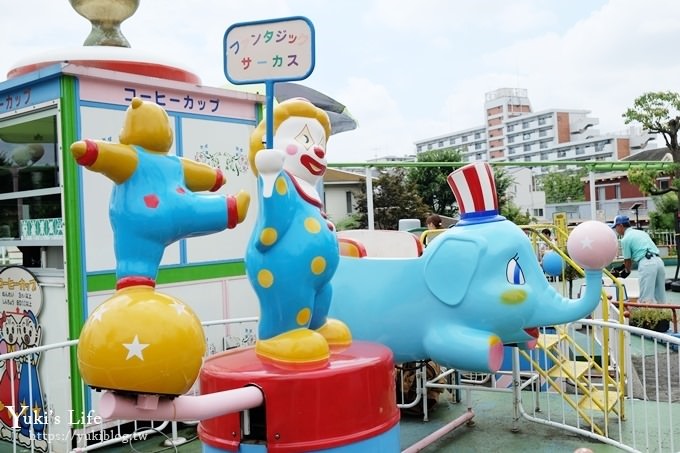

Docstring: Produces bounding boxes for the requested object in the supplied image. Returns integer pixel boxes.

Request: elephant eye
[506,256,526,285]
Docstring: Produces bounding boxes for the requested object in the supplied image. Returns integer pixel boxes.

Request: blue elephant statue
[329,162,618,373]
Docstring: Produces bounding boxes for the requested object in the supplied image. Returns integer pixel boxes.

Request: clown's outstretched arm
[70,140,137,184]
[253,149,295,252]
[181,158,225,192]
[255,149,285,198]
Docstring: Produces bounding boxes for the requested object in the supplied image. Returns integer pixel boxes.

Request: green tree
[407,148,462,216]
[649,192,678,232]
[334,213,361,231]
[501,202,533,225]
[493,167,514,214]
[537,170,586,204]
[354,168,431,229]
[623,91,680,271]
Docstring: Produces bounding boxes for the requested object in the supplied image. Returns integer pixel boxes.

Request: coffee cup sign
[0,266,43,315]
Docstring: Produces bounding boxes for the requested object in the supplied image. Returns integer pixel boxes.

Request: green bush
[628,307,673,331]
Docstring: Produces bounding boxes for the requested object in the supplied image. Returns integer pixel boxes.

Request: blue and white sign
[223,16,315,85]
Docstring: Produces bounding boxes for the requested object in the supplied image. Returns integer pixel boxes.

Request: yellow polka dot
[304,217,321,234]
[310,256,326,275]
[296,308,311,326]
[257,269,274,288]
[260,228,278,246]
[275,177,287,195]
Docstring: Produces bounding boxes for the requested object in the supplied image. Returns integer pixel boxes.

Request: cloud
[3,0,678,164]
[442,0,680,136]
[327,77,446,162]
[363,0,557,36]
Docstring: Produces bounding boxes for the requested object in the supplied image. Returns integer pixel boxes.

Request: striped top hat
[447,162,505,225]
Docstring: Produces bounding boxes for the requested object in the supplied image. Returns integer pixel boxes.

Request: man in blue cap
[612,214,666,303]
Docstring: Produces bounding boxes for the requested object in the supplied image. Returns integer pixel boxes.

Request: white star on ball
[123,335,149,360]
[580,236,594,250]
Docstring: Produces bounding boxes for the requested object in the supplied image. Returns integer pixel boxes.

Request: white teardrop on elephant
[11,144,44,166]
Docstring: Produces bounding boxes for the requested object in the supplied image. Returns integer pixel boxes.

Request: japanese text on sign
[0,267,43,315]
[0,88,32,112]
[224,16,315,84]
[123,88,220,112]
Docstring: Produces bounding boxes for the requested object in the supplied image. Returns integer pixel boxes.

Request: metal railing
[0,317,258,453]
[400,320,680,453]
[3,314,680,452]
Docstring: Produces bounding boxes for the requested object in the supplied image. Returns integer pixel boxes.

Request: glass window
[0,107,62,246]
[0,194,61,240]
[345,191,353,214]
[523,133,531,140]
[507,124,515,132]
[462,136,468,143]
[0,116,59,194]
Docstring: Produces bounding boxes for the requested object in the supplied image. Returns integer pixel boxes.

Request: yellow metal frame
[521,223,627,430]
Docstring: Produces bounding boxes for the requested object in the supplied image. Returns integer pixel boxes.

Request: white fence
[0,317,258,453]
[3,316,680,452]
[407,320,680,453]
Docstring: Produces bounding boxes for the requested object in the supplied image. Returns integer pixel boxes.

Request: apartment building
[414,88,655,175]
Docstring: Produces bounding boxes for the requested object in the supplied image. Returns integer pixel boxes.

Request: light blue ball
[542,251,565,277]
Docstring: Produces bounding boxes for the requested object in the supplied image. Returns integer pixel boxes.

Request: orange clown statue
[246,98,351,369]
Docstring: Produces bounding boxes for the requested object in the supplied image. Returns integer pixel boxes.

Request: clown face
[274,116,328,186]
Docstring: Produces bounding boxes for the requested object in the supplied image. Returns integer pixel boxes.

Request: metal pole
[511,347,521,433]
[365,167,374,230]
[589,171,597,220]
[265,80,275,148]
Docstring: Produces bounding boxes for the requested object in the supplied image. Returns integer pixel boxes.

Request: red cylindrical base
[198,341,399,453]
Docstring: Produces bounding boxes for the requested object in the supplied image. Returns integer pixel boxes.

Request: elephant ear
[424,234,483,306]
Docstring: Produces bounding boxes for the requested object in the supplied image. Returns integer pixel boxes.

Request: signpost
[224,16,315,148]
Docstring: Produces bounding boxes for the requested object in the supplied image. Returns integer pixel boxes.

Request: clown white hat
[447,162,505,225]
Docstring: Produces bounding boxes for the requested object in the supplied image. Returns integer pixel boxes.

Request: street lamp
[630,202,642,230]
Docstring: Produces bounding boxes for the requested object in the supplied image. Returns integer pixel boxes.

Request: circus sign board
[223,16,315,84]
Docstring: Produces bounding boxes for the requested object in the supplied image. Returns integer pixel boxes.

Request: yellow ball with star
[77,286,206,396]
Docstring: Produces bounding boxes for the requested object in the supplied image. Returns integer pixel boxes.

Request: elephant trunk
[527,270,603,327]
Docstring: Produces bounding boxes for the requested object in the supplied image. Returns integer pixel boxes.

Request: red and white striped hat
[447,162,503,224]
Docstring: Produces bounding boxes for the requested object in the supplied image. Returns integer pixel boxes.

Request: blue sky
[2,0,678,162]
